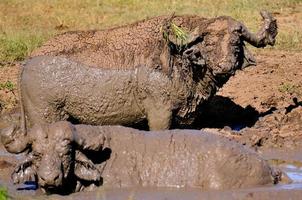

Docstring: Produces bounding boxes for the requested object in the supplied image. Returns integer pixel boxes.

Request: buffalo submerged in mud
[1,121,282,193]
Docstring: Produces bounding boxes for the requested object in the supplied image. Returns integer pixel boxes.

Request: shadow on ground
[191,95,276,130]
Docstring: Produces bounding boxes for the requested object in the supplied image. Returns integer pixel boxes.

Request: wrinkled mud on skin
[31,11,276,72]
[1,134,302,199]
[17,11,277,132]
[1,122,280,193]
[21,55,208,131]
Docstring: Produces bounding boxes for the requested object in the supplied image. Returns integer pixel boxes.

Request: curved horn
[240,11,278,47]
[1,125,30,153]
[73,125,105,151]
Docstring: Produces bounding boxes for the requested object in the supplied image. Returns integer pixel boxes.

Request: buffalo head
[1,121,104,193]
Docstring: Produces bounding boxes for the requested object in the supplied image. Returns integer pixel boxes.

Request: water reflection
[283,164,302,183]
[17,181,38,191]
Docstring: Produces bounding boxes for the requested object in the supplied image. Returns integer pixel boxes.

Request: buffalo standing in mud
[1,121,281,193]
[18,11,277,132]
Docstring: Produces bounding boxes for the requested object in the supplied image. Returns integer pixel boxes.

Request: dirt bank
[197,50,302,151]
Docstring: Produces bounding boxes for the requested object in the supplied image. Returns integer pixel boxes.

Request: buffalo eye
[32,152,42,161]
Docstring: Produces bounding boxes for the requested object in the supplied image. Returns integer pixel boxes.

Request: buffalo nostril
[54,174,60,182]
[39,176,46,186]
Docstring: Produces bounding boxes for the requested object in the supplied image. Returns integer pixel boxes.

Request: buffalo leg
[144,100,172,130]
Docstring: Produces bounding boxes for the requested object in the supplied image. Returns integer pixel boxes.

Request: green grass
[0,32,45,64]
[0,0,301,63]
[0,80,15,91]
[0,187,8,200]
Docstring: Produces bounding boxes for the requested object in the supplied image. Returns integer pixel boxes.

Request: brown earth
[207,6,302,150]
[198,50,302,151]
[0,63,20,112]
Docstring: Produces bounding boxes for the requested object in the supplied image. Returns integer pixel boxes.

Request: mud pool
[1,145,302,200]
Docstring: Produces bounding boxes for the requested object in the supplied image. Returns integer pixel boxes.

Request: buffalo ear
[241,45,256,69]
[1,125,30,154]
[185,27,201,45]
[183,46,206,67]
[74,151,101,182]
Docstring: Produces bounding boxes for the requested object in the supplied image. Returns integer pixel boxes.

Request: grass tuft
[0,32,45,64]
[0,80,15,92]
[0,187,8,200]
[279,83,301,95]
[161,21,188,48]
[171,23,188,44]
[0,36,28,63]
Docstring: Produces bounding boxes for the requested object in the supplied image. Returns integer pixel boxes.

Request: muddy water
[1,147,302,200]
[282,165,302,183]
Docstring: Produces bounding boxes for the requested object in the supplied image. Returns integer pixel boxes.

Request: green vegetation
[171,23,188,41]
[0,32,44,64]
[279,83,301,95]
[0,0,301,63]
[161,21,189,51]
[0,81,15,92]
[0,187,8,200]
